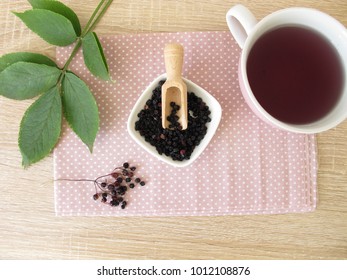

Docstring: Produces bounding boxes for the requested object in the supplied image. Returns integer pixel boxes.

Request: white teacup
[226,4,347,133]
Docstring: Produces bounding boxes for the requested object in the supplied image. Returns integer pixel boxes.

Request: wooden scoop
[161,43,188,130]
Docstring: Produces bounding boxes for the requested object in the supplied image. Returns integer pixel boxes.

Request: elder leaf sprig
[0,0,113,167]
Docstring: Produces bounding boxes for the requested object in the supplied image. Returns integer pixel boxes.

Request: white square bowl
[127,74,222,167]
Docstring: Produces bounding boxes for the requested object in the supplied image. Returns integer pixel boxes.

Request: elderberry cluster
[135,80,211,161]
[92,162,145,209]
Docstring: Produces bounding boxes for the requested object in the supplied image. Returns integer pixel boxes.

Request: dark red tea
[247,26,344,124]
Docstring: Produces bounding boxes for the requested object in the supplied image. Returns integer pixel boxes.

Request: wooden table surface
[0,0,346,260]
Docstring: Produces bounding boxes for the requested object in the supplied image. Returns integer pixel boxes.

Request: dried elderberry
[135,80,211,161]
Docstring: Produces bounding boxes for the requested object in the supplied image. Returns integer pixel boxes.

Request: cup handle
[226,4,258,49]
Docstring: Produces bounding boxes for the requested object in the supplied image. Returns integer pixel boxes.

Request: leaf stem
[57,0,113,87]
[81,0,107,37]
[84,0,113,35]
[57,39,81,87]
[63,40,82,73]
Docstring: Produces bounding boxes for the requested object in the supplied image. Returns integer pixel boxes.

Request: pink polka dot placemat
[54,31,317,216]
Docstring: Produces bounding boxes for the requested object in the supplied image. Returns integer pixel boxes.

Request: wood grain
[0,0,346,260]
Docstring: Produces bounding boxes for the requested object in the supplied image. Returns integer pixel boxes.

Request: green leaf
[0,52,57,73]
[62,72,99,152]
[19,86,62,167]
[28,0,81,36]
[82,32,110,80]
[14,9,77,46]
[0,62,61,100]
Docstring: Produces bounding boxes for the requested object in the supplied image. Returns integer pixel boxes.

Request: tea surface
[247,26,344,124]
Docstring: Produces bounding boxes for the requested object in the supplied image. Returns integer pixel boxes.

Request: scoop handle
[164,43,184,81]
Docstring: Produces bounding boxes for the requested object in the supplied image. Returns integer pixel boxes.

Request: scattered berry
[121,201,127,209]
[135,178,141,183]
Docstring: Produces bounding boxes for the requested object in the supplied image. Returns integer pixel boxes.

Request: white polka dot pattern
[54,31,317,216]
